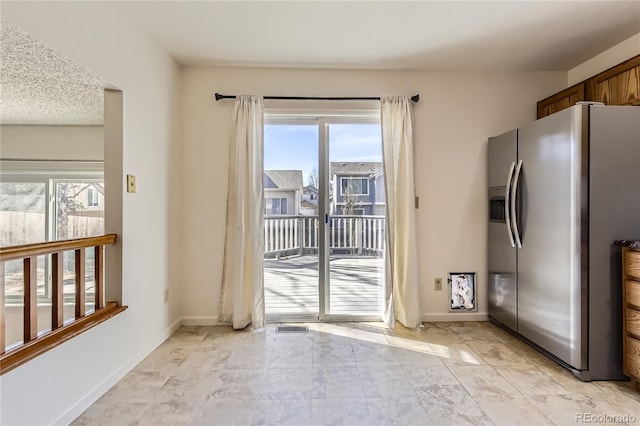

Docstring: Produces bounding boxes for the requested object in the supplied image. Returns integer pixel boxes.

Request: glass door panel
[263,123,319,320]
[327,123,385,316]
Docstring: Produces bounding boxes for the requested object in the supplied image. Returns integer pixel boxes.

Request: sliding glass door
[263,115,385,321]
[326,123,384,316]
[263,122,320,320]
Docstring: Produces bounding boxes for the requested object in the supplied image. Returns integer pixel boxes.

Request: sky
[264,123,382,187]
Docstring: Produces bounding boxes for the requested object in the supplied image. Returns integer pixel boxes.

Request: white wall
[0,125,103,160]
[568,32,640,86]
[180,67,566,324]
[1,3,182,425]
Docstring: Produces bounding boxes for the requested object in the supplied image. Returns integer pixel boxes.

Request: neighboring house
[302,185,319,206]
[263,170,303,215]
[74,182,105,213]
[330,162,385,216]
[301,185,319,215]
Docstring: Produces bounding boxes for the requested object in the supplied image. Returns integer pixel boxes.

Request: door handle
[504,161,516,248]
[511,160,523,249]
[325,213,329,224]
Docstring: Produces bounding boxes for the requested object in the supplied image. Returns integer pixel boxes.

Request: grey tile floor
[72,322,640,425]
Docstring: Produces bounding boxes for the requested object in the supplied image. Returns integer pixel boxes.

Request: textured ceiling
[0,21,108,125]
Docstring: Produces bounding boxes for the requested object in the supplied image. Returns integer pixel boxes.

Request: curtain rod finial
[215,92,223,101]
[411,94,420,103]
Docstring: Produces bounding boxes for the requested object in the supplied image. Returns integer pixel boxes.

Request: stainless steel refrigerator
[488,104,640,381]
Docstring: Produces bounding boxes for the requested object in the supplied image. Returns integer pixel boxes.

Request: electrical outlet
[127,174,136,193]
[434,278,442,291]
[164,289,169,304]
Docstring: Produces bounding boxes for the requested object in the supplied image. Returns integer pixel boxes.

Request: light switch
[127,174,136,193]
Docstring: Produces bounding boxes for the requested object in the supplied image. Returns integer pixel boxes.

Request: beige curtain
[381,96,421,329]
[219,95,265,329]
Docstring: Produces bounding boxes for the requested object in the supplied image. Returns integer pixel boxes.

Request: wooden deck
[264,255,383,317]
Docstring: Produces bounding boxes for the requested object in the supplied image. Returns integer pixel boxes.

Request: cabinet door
[536,83,585,119]
[587,55,640,106]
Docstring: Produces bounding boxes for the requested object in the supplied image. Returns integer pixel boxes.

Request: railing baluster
[285,219,290,250]
[268,220,273,252]
[95,246,104,310]
[297,218,302,255]
[373,219,378,251]
[313,218,317,248]
[0,261,5,354]
[293,219,297,249]
[292,219,296,249]
[75,249,86,318]
[23,256,37,343]
[331,218,335,248]
[264,222,268,252]
[52,252,64,329]
[277,220,281,251]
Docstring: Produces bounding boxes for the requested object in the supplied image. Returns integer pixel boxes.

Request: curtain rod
[214,92,419,103]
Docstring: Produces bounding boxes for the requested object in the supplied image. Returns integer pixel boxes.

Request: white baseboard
[421,313,489,322]
[52,317,181,425]
[181,316,225,326]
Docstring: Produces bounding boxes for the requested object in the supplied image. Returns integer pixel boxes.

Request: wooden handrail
[0,234,117,262]
[0,234,124,374]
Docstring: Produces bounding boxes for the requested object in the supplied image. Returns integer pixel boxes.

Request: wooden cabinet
[537,83,585,119]
[623,245,640,390]
[537,54,640,119]
[588,55,640,107]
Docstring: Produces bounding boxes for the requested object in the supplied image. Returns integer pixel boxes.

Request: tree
[342,182,362,216]
[341,181,364,255]
[307,167,318,188]
[55,183,87,239]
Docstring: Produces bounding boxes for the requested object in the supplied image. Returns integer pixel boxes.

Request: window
[87,187,99,207]
[340,177,369,195]
[264,197,288,215]
[1,166,104,306]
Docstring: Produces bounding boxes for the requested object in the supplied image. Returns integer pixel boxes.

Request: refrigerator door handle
[504,161,517,248]
[511,160,523,248]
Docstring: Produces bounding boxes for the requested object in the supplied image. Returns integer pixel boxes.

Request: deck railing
[0,234,125,374]
[264,215,385,257]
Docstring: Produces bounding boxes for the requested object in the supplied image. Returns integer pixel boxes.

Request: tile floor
[72,322,640,425]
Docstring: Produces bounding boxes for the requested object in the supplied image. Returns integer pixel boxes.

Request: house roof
[330,162,383,176]
[264,170,303,189]
[304,185,318,193]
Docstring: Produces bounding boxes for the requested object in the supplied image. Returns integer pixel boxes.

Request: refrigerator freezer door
[517,107,585,369]
[586,105,640,379]
[488,130,518,331]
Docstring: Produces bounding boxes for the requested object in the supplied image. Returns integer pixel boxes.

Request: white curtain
[381,96,421,329]
[219,95,265,329]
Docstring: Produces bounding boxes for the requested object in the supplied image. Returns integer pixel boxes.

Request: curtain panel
[219,95,265,329]
[381,96,421,329]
